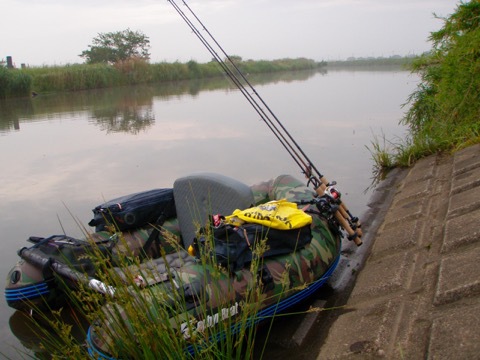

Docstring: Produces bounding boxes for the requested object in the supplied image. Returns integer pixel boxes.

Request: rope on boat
[167,0,362,245]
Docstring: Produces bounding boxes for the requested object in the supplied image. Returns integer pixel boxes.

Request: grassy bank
[0,66,32,98]
[326,56,415,69]
[370,0,480,175]
[0,57,324,98]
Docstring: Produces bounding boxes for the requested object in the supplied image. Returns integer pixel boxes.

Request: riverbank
[1,56,418,99]
[0,57,325,98]
[256,143,480,359]
[318,143,480,359]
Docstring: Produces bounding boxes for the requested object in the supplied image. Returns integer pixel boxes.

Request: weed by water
[0,67,32,98]
[369,1,480,169]
[10,223,294,359]
[366,131,397,181]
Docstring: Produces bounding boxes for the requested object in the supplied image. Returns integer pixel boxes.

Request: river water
[0,67,416,357]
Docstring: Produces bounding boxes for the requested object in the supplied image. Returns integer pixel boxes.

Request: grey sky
[1,0,458,67]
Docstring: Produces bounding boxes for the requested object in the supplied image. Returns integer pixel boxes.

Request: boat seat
[173,173,255,248]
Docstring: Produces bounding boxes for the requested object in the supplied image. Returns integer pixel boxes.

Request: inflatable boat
[84,173,342,358]
[5,173,343,358]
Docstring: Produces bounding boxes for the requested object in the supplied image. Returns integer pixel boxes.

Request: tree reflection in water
[0,70,324,135]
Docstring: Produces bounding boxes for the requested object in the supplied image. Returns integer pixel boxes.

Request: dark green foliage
[0,66,32,99]
[80,29,151,64]
[0,57,324,97]
[187,60,201,77]
[369,1,480,173]
[402,0,480,160]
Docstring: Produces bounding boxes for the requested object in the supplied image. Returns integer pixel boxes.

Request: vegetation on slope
[371,0,480,172]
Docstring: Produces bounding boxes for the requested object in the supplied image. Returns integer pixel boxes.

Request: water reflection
[0,66,414,358]
[89,88,155,134]
[9,309,89,359]
[0,69,326,135]
[0,97,35,132]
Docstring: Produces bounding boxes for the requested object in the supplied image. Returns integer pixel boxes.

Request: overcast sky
[1,0,458,67]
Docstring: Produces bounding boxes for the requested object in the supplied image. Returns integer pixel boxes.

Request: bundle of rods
[168,0,362,245]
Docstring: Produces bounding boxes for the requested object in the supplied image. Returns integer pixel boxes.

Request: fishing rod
[167,0,307,174]
[168,0,362,245]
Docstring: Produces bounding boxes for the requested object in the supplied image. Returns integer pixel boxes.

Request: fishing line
[180,0,316,170]
[168,0,317,185]
[185,1,330,183]
[168,0,362,243]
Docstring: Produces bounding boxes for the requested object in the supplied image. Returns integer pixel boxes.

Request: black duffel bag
[196,222,312,272]
[88,188,176,232]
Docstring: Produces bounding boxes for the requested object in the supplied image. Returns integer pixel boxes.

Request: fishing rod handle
[315,177,362,233]
[337,205,363,237]
[313,185,362,246]
[334,212,363,246]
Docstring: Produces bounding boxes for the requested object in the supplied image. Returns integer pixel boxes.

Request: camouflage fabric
[251,174,317,205]
[99,217,182,260]
[4,219,182,311]
[88,175,341,357]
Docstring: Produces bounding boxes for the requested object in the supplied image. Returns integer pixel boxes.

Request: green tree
[80,29,151,64]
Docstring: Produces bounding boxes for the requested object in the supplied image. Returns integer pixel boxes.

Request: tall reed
[11,58,325,96]
[9,225,287,359]
[0,67,32,99]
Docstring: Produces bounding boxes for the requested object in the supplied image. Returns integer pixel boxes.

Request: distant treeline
[0,57,325,99]
[326,56,416,68]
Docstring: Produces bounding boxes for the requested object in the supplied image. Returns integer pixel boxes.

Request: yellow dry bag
[225,199,312,230]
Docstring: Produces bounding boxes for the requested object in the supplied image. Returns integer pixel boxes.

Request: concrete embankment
[317,143,480,359]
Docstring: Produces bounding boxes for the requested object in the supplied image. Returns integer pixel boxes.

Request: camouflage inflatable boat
[4,173,342,357]
[4,197,180,312]
[84,173,342,358]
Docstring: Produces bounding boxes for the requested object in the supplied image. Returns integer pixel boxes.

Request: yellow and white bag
[225,199,312,230]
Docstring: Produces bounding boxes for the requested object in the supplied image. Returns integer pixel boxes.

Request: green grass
[366,131,396,180]
[369,0,480,173]
[326,56,414,69]
[6,224,293,359]
[24,63,123,92]
[1,58,326,98]
[0,67,32,98]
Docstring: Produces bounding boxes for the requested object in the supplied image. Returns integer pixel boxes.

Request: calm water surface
[0,68,416,357]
